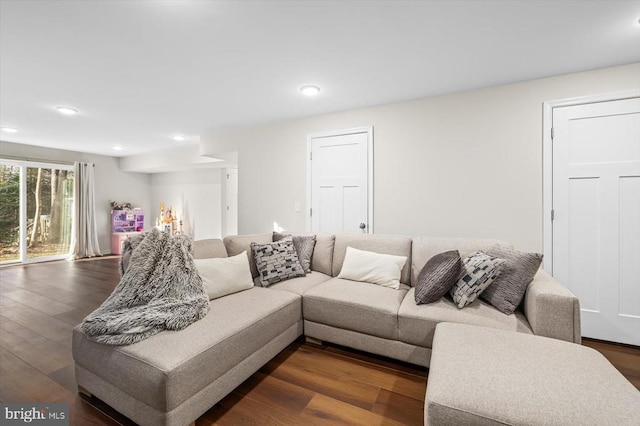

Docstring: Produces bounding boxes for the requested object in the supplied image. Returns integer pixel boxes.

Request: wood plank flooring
[0,258,638,426]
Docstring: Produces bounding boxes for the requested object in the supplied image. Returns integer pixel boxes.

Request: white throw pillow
[338,247,407,289]
[195,251,254,300]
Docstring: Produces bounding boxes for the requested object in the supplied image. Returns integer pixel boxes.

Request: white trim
[306,126,374,233]
[307,127,373,139]
[542,89,640,274]
[0,158,73,171]
[22,254,71,264]
[306,138,312,232]
[19,164,26,262]
[368,126,374,234]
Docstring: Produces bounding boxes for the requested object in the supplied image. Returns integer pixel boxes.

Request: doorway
[224,168,238,237]
[307,127,373,234]
[543,91,640,345]
[0,159,75,264]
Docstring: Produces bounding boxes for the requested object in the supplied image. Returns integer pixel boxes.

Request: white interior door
[309,128,373,234]
[225,168,238,236]
[552,97,640,345]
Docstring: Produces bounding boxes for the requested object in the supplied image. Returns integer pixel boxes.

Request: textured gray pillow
[414,250,462,305]
[273,232,317,273]
[251,237,306,287]
[480,245,543,315]
[450,251,505,309]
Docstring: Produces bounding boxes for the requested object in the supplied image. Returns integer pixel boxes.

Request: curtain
[70,162,102,259]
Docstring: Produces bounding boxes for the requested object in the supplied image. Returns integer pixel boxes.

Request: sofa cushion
[332,233,412,284]
[193,238,228,259]
[72,287,301,412]
[310,233,335,275]
[303,278,408,340]
[414,250,462,304]
[253,272,332,296]
[481,245,543,315]
[338,247,407,289]
[411,237,511,285]
[398,287,532,347]
[195,252,253,300]
[223,233,273,278]
[251,238,306,286]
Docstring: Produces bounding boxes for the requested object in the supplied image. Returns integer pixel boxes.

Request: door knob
[359,223,366,233]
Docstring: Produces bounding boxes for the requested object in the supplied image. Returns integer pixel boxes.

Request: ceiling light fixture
[0,127,18,133]
[56,106,78,115]
[300,85,321,96]
[172,134,186,142]
[112,146,123,151]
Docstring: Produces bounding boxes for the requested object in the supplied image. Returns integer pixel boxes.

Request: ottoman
[426,323,640,425]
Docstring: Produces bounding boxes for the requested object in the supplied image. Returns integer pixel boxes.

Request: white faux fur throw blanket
[81,229,210,345]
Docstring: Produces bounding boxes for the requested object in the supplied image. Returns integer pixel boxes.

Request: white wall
[200,63,640,252]
[149,169,222,240]
[0,141,151,253]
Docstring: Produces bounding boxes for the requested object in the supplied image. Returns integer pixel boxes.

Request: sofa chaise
[72,232,583,426]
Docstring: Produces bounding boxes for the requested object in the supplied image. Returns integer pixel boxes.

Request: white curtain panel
[70,161,102,259]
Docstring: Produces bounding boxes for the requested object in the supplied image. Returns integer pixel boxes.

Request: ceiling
[1,0,639,158]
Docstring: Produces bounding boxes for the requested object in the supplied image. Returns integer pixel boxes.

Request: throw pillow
[251,237,306,287]
[480,245,543,315]
[338,247,407,289]
[450,251,505,308]
[194,252,253,300]
[273,232,317,273]
[414,250,463,305]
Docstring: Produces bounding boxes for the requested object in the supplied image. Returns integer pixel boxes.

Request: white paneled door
[552,97,640,345]
[309,128,373,234]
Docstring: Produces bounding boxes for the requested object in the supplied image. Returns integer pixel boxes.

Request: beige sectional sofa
[72,232,581,426]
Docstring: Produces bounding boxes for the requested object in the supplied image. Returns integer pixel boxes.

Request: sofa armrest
[522,269,581,344]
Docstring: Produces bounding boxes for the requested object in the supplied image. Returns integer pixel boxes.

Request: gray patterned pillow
[480,245,543,314]
[414,250,462,305]
[273,232,317,273]
[450,251,505,309]
[251,237,306,287]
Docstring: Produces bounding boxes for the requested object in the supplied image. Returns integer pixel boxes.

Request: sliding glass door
[0,159,74,264]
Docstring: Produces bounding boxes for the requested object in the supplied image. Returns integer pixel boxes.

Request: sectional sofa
[72,232,581,426]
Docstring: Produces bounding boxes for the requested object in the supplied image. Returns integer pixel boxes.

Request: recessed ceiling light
[56,106,78,115]
[0,127,18,133]
[300,85,321,96]
[112,146,123,151]
[172,134,186,142]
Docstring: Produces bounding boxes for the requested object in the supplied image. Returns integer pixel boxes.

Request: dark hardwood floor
[0,258,638,425]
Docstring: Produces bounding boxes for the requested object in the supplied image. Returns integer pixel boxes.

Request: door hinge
[310,208,312,217]
[551,127,554,140]
[310,152,313,160]
[551,209,555,221]
[226,174,229,179]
